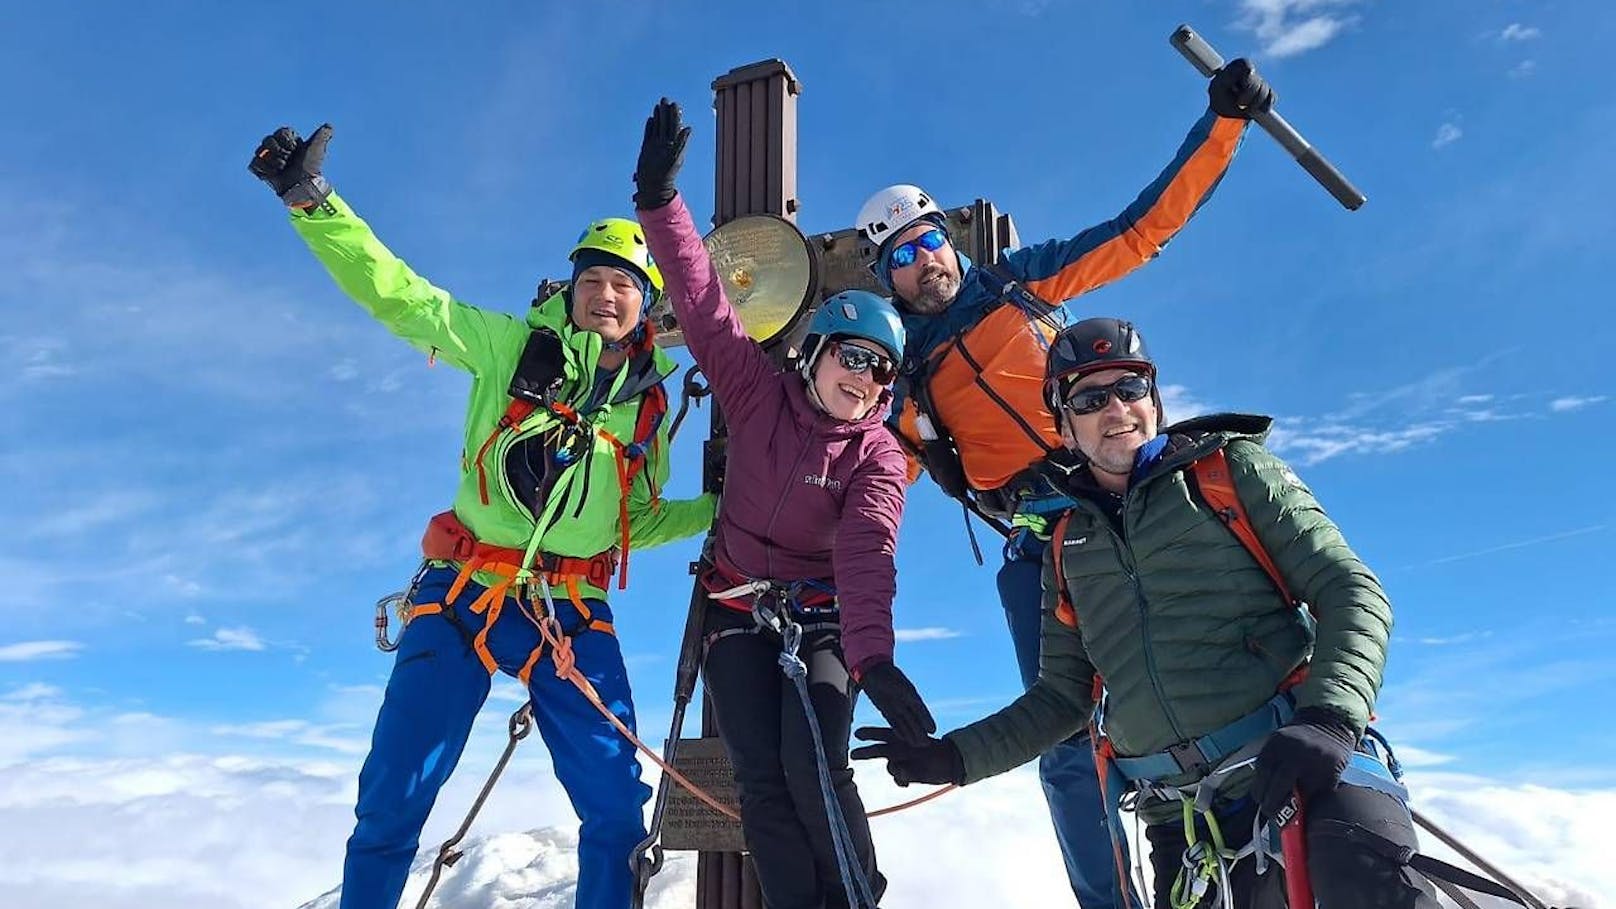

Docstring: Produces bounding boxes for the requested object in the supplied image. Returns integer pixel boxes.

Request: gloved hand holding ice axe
[1173,24,1367,210]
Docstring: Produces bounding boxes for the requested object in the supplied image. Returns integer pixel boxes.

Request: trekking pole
[629,557,713,907]
[1275,791,1315,909]
[1170,24,1367,211]
[1410,808,1553,909]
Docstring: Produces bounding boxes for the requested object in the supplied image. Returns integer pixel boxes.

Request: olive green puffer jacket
[949,415,1391,802]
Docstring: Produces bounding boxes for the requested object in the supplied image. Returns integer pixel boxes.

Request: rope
[400,574,957,907]
[774,616,879,908]
[530,578,743,821]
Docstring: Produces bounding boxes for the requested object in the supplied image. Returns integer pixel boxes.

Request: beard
[905,264,961,314]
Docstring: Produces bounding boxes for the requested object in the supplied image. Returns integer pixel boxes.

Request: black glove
[634,97,690,210]
[1208,59,1276,120]
[851,727,964,786]
[249,124,334,209]
[857,660,936,744]
[1250,707,1357,821]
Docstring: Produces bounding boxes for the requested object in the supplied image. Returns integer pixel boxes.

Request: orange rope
[868,783,957,817]
[534,614,741,821]
[530,611,953,823]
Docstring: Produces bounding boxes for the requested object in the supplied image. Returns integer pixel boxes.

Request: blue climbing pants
[340,564,651,909]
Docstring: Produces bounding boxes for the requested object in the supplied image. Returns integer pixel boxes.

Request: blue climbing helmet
[799,291,907,377]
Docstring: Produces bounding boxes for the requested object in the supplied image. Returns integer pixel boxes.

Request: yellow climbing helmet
[569,218,664,304]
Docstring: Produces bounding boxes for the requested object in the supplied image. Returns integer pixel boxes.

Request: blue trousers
[341,565,651,909]
[998,553,1136,909]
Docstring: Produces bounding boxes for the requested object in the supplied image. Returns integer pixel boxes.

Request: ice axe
[1172,24,1367,211]
[1274,790,1316,908]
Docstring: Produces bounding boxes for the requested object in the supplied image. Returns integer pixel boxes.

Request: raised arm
[633,99,776,426]
[249,124,517,375]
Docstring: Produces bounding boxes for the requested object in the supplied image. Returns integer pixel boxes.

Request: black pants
[702,604,885,909]
[1146,784,1440,909]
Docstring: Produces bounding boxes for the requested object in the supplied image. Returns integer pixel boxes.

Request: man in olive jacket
[855,318,1437,909]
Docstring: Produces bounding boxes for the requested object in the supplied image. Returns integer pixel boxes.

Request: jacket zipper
[761,437,818,580]
[1104,494,1189,745]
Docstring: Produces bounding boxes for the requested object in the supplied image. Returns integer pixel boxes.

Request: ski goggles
[886,227,949,270]
[1062,374,1153,415]
[830,341,897,385]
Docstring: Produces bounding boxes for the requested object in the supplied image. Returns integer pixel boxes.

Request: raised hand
[249,124,334,209]
[633,98,690,210]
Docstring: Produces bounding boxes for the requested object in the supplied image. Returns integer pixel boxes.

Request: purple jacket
[639,196,907,674]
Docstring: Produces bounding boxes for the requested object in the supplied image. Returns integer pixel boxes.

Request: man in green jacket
[855,318,1437,909]
[249,125,715,909]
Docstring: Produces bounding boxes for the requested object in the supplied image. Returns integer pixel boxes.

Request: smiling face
[569,265,645,344]
[1058,367,1160,491]
[811,339,891,421]
[886,221,962,315]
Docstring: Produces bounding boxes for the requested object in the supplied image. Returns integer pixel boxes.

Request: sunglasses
[1062,374,1153,416]
[830,341,897,385]
[886,227,949,270]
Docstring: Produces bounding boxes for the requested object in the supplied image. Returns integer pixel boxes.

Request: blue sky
[2,2,1612,906]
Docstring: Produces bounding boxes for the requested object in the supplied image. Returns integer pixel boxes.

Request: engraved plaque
[652,214,817,349]
[660,736,747,853]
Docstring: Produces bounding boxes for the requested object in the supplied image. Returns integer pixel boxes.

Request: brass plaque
[652,214,817,349]
[659,736,747,852]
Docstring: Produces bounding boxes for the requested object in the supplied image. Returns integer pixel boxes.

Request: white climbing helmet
[855,184,944,252]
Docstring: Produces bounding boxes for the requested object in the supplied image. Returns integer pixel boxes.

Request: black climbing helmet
[1044,318,1160,428]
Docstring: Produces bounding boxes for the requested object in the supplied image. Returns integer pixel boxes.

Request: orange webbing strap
[1088,674,1139,909]
[1190,449,1298,607]
[473,400,538,506]
[1050,513,1079,628]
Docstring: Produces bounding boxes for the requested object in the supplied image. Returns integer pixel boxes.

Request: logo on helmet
[1093,339,1113,355]
[841,301,859,319]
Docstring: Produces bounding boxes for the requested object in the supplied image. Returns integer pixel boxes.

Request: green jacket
[289,193,716,600]
[949,415,1391,808]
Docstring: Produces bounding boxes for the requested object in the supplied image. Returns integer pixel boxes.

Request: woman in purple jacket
[634,99,932,908]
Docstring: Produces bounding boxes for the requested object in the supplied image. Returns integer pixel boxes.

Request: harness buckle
[1168,738,1213,777]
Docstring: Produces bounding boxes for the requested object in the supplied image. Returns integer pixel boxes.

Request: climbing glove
[634,97,689,210]
[1208,58,1276,120]
[857,660,936,745]
[249,124,334,209]
[851,727,964,787]
[1250,707,1358,821]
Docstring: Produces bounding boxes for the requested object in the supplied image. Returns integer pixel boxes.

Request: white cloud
[1159,382,1216,422]
[183,613,206,625]
[0,640,83,662]
[894,627,964,643]
[0,678,1609,909]
[1457,394,1494,404]
[1406,772,1610,907]
[1237,0,1360,58]
[1433,122,1464,149]
[1500,23,1541,41]
[210,719,369,755]
[1510,59,1538,79]
[187,626,267,652]
[4,683,64,701]
[1267,420,1448,465]
[1550,395,1607,412]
